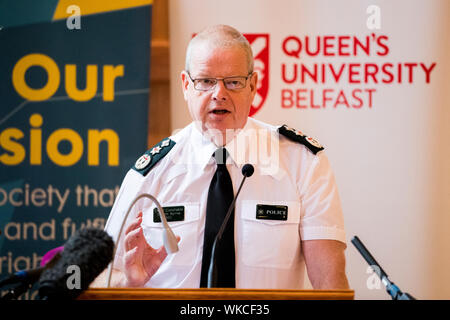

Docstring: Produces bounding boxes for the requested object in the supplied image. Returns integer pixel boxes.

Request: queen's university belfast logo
[245,34,269,117]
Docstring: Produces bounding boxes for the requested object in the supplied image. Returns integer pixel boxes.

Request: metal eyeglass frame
[186,71,254,91]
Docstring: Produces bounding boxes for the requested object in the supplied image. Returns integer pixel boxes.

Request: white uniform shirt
[105,117,346,289]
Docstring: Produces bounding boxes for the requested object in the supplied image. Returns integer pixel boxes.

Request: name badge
[153,206,185,222]
[256,204,288,221]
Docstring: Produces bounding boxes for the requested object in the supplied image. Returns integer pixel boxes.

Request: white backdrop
[168,0,450,299]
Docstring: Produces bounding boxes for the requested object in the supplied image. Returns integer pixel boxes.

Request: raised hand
[122,212,180,287]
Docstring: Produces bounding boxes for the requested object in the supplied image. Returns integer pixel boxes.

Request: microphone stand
[106,193,179,288]
[351,236,415,300]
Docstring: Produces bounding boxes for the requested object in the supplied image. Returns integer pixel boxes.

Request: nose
[212,79,228,101]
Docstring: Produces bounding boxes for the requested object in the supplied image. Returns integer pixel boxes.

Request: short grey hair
[185,25,254,74]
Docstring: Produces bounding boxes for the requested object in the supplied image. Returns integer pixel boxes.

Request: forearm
[308,265,349,290]
[90,268,128,288]
[302,239,350,290]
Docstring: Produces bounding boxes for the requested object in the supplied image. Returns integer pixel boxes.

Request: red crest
[244,34,270,116]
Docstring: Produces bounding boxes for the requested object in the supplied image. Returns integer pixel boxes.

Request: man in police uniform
[97,25,349,289]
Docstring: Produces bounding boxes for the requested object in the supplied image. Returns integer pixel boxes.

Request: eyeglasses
[187,72,253,91]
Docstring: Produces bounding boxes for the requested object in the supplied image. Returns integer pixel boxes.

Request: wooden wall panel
[148,0,171,147]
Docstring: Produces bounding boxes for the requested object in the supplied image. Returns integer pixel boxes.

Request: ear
[180,71,190,101]
[249,72,258,97]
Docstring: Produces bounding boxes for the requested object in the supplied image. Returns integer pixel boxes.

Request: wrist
[123,273,147,288]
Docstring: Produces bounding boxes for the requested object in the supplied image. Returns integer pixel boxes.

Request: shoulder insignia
[132,138,176,176]
[278,124,324,155]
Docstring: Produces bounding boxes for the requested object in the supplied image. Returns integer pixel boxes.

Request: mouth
[209,109,231,115]
[211,109,230,114]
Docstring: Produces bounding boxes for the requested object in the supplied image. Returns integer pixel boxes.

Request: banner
[0,0,152,299]
[169,0,450,299]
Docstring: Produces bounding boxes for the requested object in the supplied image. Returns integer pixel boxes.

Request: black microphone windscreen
[242,164,254,177]
[38,227,114,300]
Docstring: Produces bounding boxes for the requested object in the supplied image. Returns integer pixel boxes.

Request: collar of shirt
[189,123,223,171]
[188,119,286,180]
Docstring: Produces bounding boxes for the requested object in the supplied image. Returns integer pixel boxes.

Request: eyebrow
[192,74,246,79]
[193,75,214,78]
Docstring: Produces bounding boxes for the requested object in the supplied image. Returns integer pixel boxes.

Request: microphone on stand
[1,228,113,300]
[0,246,64,290]
[37,228,114,300]
[0,250,62,300]
[0,265,50,289]
[351,235,415,300]
[105,193,179,287]
[40,246,64,267]
[207,163,254,288]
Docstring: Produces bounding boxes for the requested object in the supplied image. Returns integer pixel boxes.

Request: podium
[79,288,354,300]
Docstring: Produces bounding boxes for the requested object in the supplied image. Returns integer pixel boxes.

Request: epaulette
[132,138,176,176]
[278,124,324,155]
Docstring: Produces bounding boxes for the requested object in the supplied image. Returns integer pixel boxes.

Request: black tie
[200,148,235,288]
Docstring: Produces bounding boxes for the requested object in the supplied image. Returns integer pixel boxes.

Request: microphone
[351,235,415,300]
[0,268,46,289]
[0,251,62,300]
[105,193,179,287]
[37,227,114,300]
[207,163,254,288]
[241,163,255,177]
[40,246,64,267]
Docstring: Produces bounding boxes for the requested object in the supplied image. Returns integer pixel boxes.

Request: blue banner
[0,1,151,299]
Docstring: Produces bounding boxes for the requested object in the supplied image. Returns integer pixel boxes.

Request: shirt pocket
[141,202,200,267]
[240,200,301,269]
